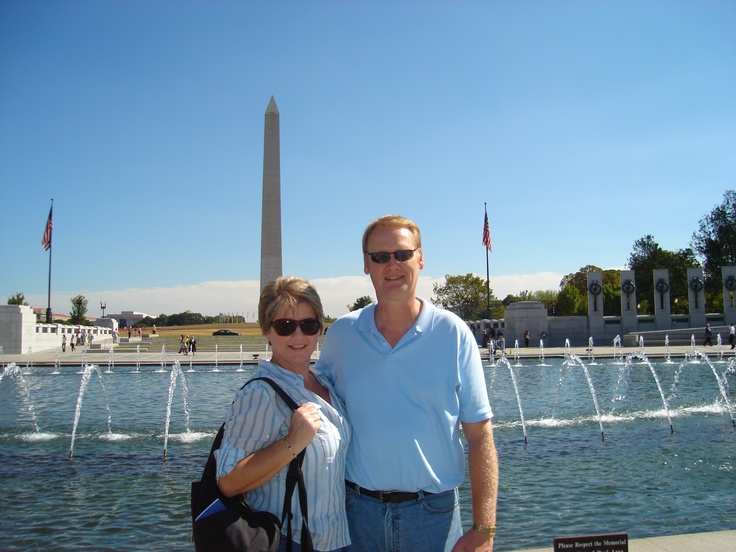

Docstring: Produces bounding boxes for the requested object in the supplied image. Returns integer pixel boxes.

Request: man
[316,214,498,552]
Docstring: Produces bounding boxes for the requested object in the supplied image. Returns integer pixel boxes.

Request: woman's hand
[287,403,322,453]
[218,402,323,497]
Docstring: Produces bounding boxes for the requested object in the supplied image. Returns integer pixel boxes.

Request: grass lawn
[151,322,264,338]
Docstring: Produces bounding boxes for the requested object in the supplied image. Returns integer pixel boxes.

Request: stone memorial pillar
[687,267,707,328]
[620,270,638,334]
[587,271,604,341]
[653,268,672,330]
[722,266,736,324]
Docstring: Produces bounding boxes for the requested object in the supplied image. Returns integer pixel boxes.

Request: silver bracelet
[282,437,297,459]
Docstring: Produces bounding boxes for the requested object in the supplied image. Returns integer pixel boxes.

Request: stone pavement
[2,343,734,368]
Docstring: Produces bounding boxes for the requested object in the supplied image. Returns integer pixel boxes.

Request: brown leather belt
[346,480,431,504]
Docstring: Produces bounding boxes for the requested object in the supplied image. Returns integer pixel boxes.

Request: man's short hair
[362,214,422,253]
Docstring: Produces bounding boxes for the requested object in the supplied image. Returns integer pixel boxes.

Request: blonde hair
[361,214,422,253]
[258,276,324,334]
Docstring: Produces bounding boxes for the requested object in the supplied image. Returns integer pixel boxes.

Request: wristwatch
[472,523,496,536]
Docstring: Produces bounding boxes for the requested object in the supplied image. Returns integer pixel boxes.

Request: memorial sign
[553,532,628,552]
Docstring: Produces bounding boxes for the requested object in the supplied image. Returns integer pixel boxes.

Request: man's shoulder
[332,304,371,327]
[424,301,469,328]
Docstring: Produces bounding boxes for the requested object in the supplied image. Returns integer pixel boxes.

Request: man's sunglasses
[271,318,322,336]
[364,248,419,264]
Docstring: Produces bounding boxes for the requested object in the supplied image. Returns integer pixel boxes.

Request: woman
[215,276,351,552]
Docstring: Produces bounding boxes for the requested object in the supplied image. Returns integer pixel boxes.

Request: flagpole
[46,199,54,323]
[484,203,490,318]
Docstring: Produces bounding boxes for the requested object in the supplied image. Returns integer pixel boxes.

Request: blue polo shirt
[316,299,492,494]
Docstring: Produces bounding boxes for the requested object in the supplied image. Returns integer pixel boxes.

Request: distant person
[128,327,132,339]
[488,328,497,356]
[215,276,351,551]
[178,335,188,354]
[70,333,76,352]
[316,214,498,552]
[703,323,712,346]
[62,334,67,352]
[729,323,735,349]
[496,330,505,355]
[524,329,531,347]
[189,336,197,355]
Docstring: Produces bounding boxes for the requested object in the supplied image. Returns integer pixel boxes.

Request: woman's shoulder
[241,370,304,406]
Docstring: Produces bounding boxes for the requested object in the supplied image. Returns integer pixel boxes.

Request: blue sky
[1,1,734,320]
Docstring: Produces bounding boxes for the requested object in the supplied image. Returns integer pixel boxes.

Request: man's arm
[452,418,498,552]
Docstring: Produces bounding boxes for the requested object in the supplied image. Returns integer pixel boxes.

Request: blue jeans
[345,485,462,552]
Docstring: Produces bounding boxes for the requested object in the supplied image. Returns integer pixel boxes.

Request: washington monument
[260,96,282,291]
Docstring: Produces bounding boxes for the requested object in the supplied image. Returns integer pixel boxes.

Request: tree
[69,295,90,325]
[531,290,558,314]
[558,266,619,315]
[166,311,208,326]
[691,189,736,308]
[627,235,698,314]
[560,265,619,297]
[140,316,157,327]
[489,299,505,320]
[502,290,559,315]
[348,295,373,311]
[517,290,535,301]
[153,314,169,327]
[602,282,621,316]
[556,285,585,316]
[7,292,28,306]
[431,273,489,320]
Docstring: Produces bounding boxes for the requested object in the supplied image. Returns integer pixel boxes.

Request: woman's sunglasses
[271,318,322,336]
[364,248,418,264]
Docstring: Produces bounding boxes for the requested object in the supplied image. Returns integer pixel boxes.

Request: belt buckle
[379,490,415,503]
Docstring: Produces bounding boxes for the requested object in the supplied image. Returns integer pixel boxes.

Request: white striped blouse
[214,360,351,551]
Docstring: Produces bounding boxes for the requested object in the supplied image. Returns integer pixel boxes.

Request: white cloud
[489,272,563,298]
[26,271,564,320]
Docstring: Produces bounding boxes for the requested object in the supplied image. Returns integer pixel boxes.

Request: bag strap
[249,376,299,410]
[248,377,313,552]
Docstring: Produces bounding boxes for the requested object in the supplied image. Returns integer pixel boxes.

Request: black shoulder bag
[191,377,314,552]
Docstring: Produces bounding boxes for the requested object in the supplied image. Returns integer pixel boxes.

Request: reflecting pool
[0,354,734,551]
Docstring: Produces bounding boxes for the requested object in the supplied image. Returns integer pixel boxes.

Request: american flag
[41,204,53,251]
[482,210,492,251]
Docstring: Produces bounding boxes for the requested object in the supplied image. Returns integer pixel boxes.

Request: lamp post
[100,301,107,318]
